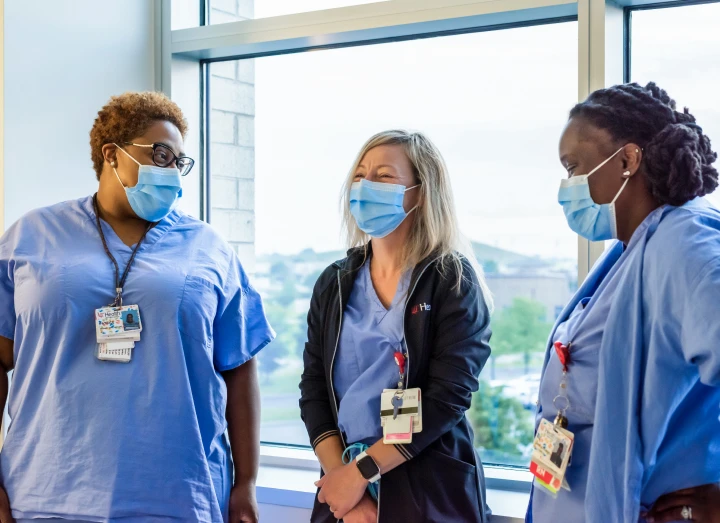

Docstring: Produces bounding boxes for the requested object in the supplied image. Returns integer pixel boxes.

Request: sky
[252,21,579,258]
[205,1,720,259]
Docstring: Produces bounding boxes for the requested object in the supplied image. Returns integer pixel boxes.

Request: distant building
[485,273,571,322]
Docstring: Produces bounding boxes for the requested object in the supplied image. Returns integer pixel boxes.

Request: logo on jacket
[411,303,431,314]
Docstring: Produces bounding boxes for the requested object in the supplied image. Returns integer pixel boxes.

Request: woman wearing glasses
[0,92,274,523]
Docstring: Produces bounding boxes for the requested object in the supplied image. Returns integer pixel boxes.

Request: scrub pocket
[179,275,219,347]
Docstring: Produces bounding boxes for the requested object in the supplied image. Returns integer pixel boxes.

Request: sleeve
[399,261,492,459]
[0,225,18,340]
[298,268,340,450]
[213,254,275,372]
[681,260,720,387]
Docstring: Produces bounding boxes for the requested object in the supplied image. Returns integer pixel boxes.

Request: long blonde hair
[341,130,493,310]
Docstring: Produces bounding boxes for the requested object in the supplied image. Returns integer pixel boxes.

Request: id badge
[95,305,141,362]
[95,305,142,342]
[380,388,422,444]
[530,418,574,494]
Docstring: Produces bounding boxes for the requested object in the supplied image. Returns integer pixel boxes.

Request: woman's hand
[315,462,368,519]
[228,480,259,523]
[644,484,720,523]
[343,493,378,523]
[0,486,13,523]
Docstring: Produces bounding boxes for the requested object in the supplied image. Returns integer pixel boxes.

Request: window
[172,0,202,30]
[208,21,578,466]
[630,1,720,207]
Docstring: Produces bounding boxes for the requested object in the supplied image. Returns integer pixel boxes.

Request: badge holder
[380,350,422,444]
[530,342,575,496]
[95,288,143,363]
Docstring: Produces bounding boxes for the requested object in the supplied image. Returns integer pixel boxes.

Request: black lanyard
[92,193,153,307]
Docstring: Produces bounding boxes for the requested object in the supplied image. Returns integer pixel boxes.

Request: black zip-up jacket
[299,246,492,523]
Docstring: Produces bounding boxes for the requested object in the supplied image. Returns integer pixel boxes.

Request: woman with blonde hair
[299,130,493,523]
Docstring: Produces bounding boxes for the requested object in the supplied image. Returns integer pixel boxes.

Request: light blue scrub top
[530,240,631,523]
[530,200,720,522]
[0,196,275,523]
[334,261,411,446]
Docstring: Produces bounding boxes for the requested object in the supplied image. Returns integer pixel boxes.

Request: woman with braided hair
[528,82,720,523]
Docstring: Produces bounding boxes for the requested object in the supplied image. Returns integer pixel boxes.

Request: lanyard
[550,301,589,428]
[393,350,406,389]
[92,194,153,307]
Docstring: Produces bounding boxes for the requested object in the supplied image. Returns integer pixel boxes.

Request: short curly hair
[89,91,188,180]
[570,82,718,206]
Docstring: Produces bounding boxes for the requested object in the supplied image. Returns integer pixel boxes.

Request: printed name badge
[530,418,575,495]
[94,305,142,362]
[380,388,422,444]
[95,305,142,339]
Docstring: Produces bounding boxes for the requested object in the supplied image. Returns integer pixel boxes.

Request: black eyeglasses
[123,142,195,177]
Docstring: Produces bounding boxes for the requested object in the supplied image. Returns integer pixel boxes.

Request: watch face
[357,456,379,479]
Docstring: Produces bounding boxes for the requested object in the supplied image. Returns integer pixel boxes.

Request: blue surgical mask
[349,179,420,239]
[114,145,183,222]
[558,147,629,241]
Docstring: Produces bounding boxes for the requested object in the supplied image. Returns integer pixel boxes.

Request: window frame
[161,0,720,512]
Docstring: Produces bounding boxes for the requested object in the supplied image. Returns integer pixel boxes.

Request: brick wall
[209,0,256,272]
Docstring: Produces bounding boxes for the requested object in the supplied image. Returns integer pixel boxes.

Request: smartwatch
[355,451,381,483]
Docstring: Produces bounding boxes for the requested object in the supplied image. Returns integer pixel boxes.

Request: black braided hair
[569,82,718,206]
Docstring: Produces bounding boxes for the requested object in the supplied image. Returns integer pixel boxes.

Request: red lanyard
[552,341,571,428]
[394,350,406,389]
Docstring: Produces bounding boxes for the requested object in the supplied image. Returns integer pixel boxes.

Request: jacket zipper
[330,270,346,523]
[329,270,345,446]
[401,259,438,391]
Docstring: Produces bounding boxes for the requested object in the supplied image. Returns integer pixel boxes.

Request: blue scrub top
[531,243,631,523]
[0,196,275,522]
[531,201,720,521]
[334,260,411,446]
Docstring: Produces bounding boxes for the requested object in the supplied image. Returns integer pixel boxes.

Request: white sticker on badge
[96,343,133,363]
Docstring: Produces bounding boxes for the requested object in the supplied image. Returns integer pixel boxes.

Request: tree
[258,299,302,381]
[303,268,325,289]
[490,297,553,375]
[270,261,292,283]
[256,339,284,383]
[275,277,298,308]
[468,380,534,460]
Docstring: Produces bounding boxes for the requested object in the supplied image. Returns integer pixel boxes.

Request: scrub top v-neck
[0,196,274,522]
[333,260,411,446]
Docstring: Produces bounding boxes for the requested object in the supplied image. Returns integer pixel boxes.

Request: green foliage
[258,299,301,379]
[275,278,298,307]
[303,268,325,289]
[468,380,534,455]
[491,298,553,357]
[270,261,292,282]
